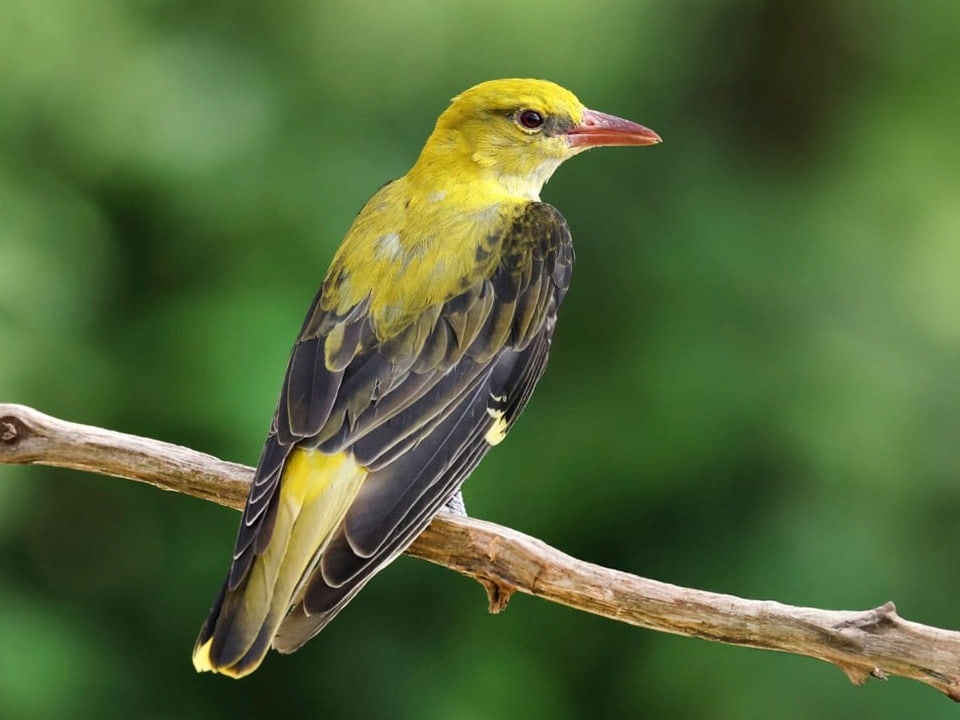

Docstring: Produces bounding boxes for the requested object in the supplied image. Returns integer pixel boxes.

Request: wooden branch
[2,402,959,699]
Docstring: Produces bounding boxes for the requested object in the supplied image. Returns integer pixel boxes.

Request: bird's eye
[517,109,545,130]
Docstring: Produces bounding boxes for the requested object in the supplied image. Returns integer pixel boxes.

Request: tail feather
[192,449,365,678]
[273,384,495,653]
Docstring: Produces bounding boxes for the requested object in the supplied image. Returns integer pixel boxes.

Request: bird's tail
[192,449,365,678]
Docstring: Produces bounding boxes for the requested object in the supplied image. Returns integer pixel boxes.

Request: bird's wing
[195,202,573,673]
[272,327,558,652]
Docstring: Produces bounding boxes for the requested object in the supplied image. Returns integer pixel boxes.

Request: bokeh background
[2,0,959,717]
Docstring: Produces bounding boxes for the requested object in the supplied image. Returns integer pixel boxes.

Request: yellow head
[410,78,660,201]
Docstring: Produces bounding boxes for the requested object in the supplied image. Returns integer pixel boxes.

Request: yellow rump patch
[282,448,359,504]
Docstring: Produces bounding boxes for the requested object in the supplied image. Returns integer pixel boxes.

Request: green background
[2,0,958,717]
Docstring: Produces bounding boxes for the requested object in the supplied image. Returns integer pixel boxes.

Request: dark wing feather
[274,334,554,651]
[225,202,573,653]
[226,293,365,589]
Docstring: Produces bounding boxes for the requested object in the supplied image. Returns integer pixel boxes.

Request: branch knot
[0,415,25,444]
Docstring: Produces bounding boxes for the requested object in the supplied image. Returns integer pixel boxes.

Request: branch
[2,402,959,699]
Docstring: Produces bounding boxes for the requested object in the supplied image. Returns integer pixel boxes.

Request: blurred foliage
[1,0,959,717]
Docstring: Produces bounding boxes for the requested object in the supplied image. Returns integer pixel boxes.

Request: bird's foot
[443,490,468,517]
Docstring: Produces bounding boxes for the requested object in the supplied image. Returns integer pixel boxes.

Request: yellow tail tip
[192,639,216,673]
[192,639,260,679]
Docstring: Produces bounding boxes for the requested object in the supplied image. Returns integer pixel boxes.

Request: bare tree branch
[2,402,958,699]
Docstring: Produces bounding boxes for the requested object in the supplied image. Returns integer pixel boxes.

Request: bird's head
[411,78,661,201]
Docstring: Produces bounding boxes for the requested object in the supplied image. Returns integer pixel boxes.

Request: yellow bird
[193,78,660,677]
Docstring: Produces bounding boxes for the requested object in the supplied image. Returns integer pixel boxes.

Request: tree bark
[2,402,958,700]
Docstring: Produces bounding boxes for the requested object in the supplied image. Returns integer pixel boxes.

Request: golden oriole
[193,78,660,677]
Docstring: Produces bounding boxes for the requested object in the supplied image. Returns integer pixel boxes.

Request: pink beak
[567,108,662,149]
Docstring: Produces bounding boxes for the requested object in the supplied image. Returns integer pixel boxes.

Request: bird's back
[322,176,532,340]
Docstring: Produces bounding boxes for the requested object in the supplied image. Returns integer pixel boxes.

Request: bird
[192,78,660,678]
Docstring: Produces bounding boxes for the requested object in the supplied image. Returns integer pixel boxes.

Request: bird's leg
[443,490,467,517]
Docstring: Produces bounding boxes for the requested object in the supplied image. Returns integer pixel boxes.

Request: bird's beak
[566,108,662,149]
